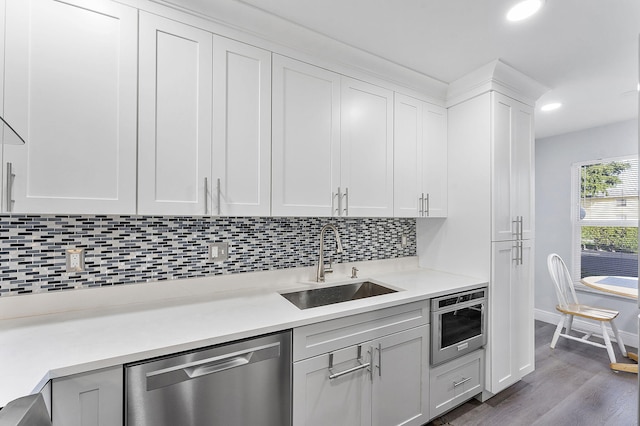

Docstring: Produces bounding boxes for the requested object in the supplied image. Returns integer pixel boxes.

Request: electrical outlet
[208,242,229,262]
[401,233,407,248]
[66,248,85,272]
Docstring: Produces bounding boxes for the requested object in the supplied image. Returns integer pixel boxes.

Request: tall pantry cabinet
[418,62,544,399]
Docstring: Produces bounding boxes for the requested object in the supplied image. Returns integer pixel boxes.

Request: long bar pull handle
[453,377,472,388]
[425,193,430,217]
[377,343,382,376]
[520,241,524,265]
[343,187,349,216]
[333,187,342,217]
[418,194,424,216]
[217,178,221,216]
[204,177,208,215]
[520,216,524,240]
[6,162,14,212]
[328,345,370,380]
[328,361,371,380]
[513,241,523,265]
[146,342,281,391]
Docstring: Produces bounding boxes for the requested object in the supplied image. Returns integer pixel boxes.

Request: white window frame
[570,155,638,293]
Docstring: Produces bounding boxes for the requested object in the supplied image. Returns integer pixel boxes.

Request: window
[572,156,638,281]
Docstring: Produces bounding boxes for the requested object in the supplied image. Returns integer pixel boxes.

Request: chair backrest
[547,253,579,308]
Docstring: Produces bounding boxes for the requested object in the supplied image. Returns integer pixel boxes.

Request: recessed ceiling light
[507,0,545,22]
[541,102,562,112]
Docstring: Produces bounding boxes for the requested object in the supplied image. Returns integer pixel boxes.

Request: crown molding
[447,59,549,107]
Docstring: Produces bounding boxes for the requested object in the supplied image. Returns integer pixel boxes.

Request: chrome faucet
[316,224,344,282]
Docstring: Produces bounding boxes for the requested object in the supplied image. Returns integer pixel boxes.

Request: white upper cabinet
[272,55,341,217]
[212,36,271,216]
[393,94,422,217]
[491,92,534,241]
[138,12,213,216]
[421,103,448,218]
[341,78,394,217]
[138,14,271,216]
[3,0,137,214]
[394,93,447,218]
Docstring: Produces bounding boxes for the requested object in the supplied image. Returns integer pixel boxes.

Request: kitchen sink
[281,281,398,310]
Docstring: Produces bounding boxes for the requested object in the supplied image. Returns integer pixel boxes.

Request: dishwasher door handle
[146,342,281,391]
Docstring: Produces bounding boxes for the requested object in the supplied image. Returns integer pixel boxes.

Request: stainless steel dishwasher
[125,331,291,426]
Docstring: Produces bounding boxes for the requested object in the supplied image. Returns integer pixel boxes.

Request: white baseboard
[534,308,639,349]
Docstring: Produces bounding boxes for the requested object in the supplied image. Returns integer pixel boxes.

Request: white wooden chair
[547,253,627,364]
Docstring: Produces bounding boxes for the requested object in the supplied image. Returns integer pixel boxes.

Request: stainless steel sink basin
[281,281,397,310]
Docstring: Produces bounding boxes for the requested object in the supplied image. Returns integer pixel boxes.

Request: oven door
[431,299,486,365]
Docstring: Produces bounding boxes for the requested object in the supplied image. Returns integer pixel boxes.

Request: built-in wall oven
[431,287,487,365]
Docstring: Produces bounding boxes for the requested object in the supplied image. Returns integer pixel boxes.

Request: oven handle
[145,342,281,391]
[432,298,487,315]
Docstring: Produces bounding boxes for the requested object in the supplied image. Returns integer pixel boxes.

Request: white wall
[535,119,639,339]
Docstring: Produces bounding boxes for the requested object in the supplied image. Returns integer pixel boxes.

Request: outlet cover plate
[66,248,85,272]
[208,242,229,262]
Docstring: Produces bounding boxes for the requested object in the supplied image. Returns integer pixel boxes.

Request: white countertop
[0,258,487,407]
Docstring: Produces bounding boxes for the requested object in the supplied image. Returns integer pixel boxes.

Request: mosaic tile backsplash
[0,215,416,296]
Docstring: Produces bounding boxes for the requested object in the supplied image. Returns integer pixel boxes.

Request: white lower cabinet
[292,301,430,426]
[429,350,484,419]
[51,366,123,426]
[487,239,534,394]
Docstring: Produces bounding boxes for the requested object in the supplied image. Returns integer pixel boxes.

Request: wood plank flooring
[427,320,638,425]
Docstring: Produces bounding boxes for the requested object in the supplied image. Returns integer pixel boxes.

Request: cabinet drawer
[293,300,428,361]
[429,350,484,419]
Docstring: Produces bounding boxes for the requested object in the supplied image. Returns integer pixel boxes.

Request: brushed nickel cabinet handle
[6,162,14,212]
[204,177,208,215]
[453,377,472,387]
[343,187,349,216]
[333,187,342,217]
[425,193,430,217]
[217,178,221,216]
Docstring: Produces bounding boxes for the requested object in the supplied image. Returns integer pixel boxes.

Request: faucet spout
[317,224,343,282]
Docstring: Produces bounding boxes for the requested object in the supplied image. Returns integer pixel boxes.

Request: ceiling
[172,0,639,139]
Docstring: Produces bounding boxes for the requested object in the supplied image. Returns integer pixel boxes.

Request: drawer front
[429,350,484,419]
[293,301,429,361]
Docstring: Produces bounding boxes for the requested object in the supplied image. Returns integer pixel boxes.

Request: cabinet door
[491,92,533,241]
[512,102,534,240]
[487,240,534,393]
[514,239,535,378]
[371,325,429,426]
[51,366,123,426]
[393,93,423,217]
[422,103,448,218]
[293,344,371,426]
[212,36,271,216]
[138,12,212,215]
[272,55,341,216]
[341,77,394,217]
[3,0,137,214]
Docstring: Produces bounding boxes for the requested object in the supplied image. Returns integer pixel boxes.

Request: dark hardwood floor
[427,320,638,426]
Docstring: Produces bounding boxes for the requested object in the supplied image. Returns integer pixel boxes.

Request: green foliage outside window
[580,161,631,198]
[581,226,638,253]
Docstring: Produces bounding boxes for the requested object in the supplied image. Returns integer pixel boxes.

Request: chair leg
[600,321,617,364]
[610,319,627,358]
[566,315,574,333]
[551,315,565,349]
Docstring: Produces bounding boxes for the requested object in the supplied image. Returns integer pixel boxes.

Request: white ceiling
[172,0,640,139]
